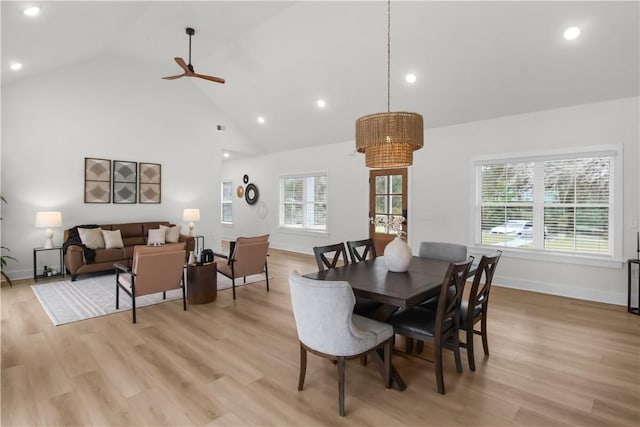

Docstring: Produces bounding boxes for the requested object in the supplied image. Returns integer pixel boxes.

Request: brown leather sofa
[64,221,195,281]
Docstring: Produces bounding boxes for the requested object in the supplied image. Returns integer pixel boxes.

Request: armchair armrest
[114,262,132,274]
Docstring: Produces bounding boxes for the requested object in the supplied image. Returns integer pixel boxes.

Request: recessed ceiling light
[223,152,230,158]
[564,27,581,40]
[405,73,417,84]
[23,6,40,17]
[10,63,23,71]
[257,116,265,124]
[317,99,326,108]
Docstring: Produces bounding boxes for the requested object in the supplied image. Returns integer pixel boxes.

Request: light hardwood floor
[2,249,639,426]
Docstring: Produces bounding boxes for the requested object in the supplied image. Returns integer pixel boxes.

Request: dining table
[303,255,476,391]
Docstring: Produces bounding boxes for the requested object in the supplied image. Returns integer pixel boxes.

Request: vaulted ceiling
[3,1,638,157]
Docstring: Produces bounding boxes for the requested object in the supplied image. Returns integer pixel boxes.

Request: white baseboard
[492,273,626,307]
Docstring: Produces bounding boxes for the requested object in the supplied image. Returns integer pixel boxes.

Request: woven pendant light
[355,0,423,168]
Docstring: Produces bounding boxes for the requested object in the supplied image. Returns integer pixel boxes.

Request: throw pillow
[160,224,181,243]
[78,227,105,249]
[102,229,124,249]
[147,228,166,246]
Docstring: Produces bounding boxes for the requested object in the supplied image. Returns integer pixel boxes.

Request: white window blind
[477,150,616,257]
[280,173,327,231]
[221,181,233,224]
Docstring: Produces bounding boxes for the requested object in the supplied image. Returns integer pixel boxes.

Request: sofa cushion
[102,229,124,249]
[78,227,105,249]
[142,222,170,240]
[147,228,166,245]
[122,236,145,247]
[94,248,125,263]
[160,224,181,243]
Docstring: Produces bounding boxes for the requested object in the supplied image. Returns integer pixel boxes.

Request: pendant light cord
[387,0,391,113]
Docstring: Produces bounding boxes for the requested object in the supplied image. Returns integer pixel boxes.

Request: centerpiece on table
[370,215,412,272]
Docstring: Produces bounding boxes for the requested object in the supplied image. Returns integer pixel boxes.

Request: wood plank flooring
[2,249,639,426]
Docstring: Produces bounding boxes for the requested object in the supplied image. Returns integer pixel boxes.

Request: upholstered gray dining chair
[288,271,393,416]
[419,241,467,262]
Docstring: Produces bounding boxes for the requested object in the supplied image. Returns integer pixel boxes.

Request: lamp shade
[355,112,424,168]
[35,211,62,228]
[35,211,62,249]
[182,209,200,222]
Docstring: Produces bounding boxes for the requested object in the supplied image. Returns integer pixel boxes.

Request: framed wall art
[139,162,161,204]
[113,160,137,204]
[84,157,111,203]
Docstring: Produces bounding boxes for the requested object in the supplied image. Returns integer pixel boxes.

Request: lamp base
[43,238,54,249]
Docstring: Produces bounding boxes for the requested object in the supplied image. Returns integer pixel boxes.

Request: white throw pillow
[102,229,124,249]
[147,228,166,246]
[160,224,180,243]
[78,227,105,249]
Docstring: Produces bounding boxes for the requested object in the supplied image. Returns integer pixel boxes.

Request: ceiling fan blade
[161,73,186,80]
[193,73,226,84]
[174,57,190,73]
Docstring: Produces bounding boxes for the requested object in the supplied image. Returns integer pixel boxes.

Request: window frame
[278,172,328,234]
[221,180,233,225]
[472,144,623,268]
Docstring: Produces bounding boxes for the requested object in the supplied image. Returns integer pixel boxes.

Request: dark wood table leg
[369,347,407,391]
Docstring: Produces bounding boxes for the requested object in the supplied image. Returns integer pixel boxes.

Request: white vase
[383,236,412,272]
[188,250,196,265]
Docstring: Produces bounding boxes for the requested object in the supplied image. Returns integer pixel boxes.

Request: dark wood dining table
[303,256,476,391]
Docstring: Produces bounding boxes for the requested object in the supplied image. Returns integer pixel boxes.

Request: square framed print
[139,162,161,204]
[113,160,137,203]
[84,157,111,203]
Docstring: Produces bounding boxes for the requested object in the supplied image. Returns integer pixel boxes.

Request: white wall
[1,53,253,278]
[222,97,639,305]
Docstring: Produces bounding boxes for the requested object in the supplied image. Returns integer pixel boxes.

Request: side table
[628,259,640,315]
[33,247,65,282]
[187,262,217,304]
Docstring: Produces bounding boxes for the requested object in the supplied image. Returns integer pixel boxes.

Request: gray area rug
[31,272,270,326]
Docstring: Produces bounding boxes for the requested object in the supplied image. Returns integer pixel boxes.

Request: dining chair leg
[435,343,445,395]
[466,326,476,372]
[383,339,392,389]
[405,337,413,354]
[453,333,463,374]
[337,356,346,416]
[481,314,490,355]
[297,344,307,391]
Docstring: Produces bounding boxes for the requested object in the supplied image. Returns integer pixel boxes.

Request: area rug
[32,272,270,326]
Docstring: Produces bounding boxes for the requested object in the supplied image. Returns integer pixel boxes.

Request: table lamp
[183,208,200,236]
[35,211,62,249]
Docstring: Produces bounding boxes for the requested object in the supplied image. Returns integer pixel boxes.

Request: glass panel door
[369,168,408,255]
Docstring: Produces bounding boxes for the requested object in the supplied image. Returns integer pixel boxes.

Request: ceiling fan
[162,27,225,84]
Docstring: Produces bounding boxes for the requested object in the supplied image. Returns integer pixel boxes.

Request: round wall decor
[245,183,259,205]
[236,185,245,198]
[243,174,249,184]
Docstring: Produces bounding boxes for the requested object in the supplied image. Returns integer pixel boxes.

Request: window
[221,181,233,224]
[476,146,620,258]
[279,173,327,231]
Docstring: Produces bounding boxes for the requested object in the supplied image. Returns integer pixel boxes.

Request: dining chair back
[346,238,377,264]
[216,234,270,299]
[460,250,502,371]
[418,241,467,262]
[115,242,187,323]
[389,257,474,394]
[313,242,349,271]
[288,271,393,416]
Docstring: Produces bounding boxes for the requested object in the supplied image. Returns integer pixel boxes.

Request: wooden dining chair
[389,257,474,394]
[313,243,349,271]
[346,238,377,264]
[460,250,502,371]
[288,271,393,416]
[314,242,381,319]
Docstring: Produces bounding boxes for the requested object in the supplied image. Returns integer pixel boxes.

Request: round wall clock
[243,174,249,184]
[245,183,259,205]
[236,185,245,198]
